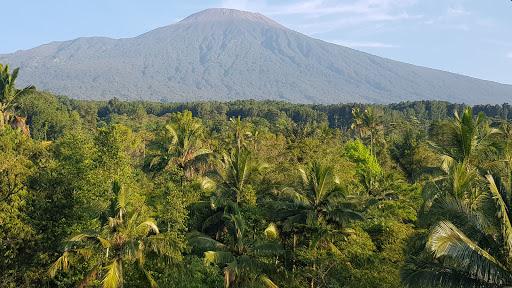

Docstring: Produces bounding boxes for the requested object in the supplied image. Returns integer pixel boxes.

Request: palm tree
[429,107,499,166]
[215,145,265,205]
[272,161,363,287]
[275,161,362,234]
[200,143,265,242]
[49,182,173,288]
[150,111,211,180]
[402,174,512,287]
[213,117,267,206]
[418,107,501,220]
[189,212,283,288]
[402,109,512,287]
[0,64,35,129]
[351,107,384,156]
[198,118,266,248]
[229,116,254,150]
[491,122,512,206]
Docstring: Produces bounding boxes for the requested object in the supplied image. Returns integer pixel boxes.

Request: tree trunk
[0,110,5,129]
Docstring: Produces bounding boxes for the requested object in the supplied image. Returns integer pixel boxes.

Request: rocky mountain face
[1,8,511,104]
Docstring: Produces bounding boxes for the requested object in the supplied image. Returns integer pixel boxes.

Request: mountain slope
[1,8,511,104]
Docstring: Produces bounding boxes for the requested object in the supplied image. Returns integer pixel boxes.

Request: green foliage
[345,139,383,193]
[402,107,512,288]
[0,64,35,129]
[0,127,45,287]
[18,91,73,140]
[3,70,511,288]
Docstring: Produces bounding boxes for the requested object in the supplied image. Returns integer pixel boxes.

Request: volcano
[1,8,511,104]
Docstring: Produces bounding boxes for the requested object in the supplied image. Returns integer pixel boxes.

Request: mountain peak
[179,8,283,28]
[1,8,511,104]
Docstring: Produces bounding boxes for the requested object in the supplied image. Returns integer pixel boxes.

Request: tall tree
[402,174,512,287]
[351,107,384,156]
[429,107,499,166]
[49,182,177,288]
[0,127,39,285]
[273,161,363,287]
[189,213,282,288]
[150,111,211,180]
[0,64,35,129]
[402,108,512,287]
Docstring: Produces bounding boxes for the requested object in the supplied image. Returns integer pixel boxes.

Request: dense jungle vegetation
[2,63,512,287]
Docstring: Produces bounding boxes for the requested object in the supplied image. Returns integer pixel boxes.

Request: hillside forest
[2,63,512,288]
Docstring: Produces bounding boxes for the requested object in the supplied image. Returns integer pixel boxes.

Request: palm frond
[102,260,123,288]
[204,251,235,266]
[487,174,512,259]
[327,207,364,224]
[48,251,71,278]
[327,241,343,256]
[428,196,494,241]
[427,220,509,284]
[188,231,228,251]
[138,219,160,235]
[188,147,212,161]
[164,124,178,145]
[264,223,279,240]
[402,260,505,288]
[145,234,181,258]
[274,187,310,206]
[141,267,158,288]
[259,274,279,288]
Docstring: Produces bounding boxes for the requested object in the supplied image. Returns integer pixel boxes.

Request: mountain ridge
[1,8,510,104]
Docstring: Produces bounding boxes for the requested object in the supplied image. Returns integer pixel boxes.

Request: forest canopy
[2,64,512,287]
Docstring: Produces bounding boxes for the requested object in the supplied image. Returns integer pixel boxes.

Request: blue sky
[2,0,512,84]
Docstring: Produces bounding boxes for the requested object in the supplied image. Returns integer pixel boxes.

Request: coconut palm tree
[0,64,35,129]
[402,174,512,287]
[402,109,512,287]
[271,161,363,288]
[429,107,500,166]
[274,161,363,234]
[417,107,502,222]
[150,110,211,180]
[49,182,173,288]
[351,107,384,156]
[200,143,266,243]
[215,145,265,205]
[212,116,267,206]
[189,212,283,288]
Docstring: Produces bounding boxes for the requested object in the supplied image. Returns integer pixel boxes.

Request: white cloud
[332,40,399,48]
[424,5,473,30]
[447,7,471,17]
[266,0,417,17]
[221,0,419,22]
[221,0,272,12]
[299,11,419,34]
[220,0,421,35]
[220,0,253,10]
[507,52,512,59]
